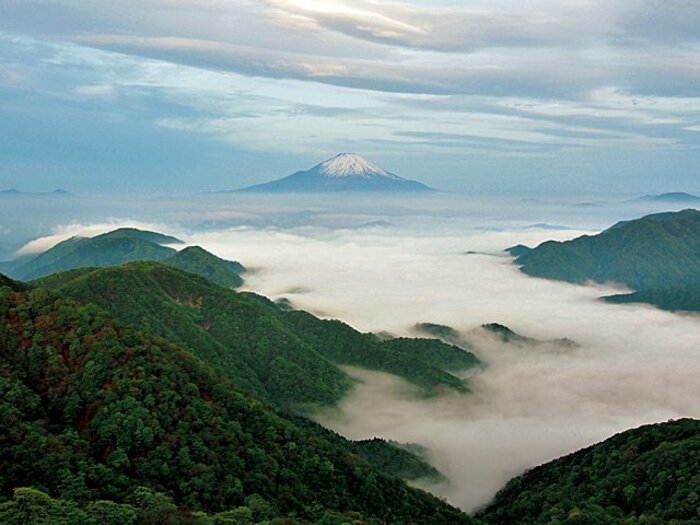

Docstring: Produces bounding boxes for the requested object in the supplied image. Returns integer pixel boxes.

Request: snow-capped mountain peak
[316,153,398,179]
[233,152,434,192]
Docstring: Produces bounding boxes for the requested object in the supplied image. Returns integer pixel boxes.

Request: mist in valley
[6,192,700,513]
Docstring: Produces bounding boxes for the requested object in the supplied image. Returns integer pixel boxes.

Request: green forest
[478,419,700,524]
[0,228,245,287]
[34,262,479,407]
[511,209,700,312]
[1,229,699,524]
[0,281,475,524]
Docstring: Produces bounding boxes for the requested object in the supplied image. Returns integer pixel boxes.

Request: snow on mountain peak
[317,153,397,179]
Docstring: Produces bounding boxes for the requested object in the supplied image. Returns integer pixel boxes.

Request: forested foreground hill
[511,209,700,312]
[0,283,475,525]
[2,272,700,524]
[479,419,700,525]
[34,262,480,406]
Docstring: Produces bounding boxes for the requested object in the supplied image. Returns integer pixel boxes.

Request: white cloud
[179,207,700,512]
[17,220,175,255]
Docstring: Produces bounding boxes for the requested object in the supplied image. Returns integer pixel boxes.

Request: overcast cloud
[0,1,698,193]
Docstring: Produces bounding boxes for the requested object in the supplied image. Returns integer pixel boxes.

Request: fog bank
[188,221,699,512]
[10,195,700,512]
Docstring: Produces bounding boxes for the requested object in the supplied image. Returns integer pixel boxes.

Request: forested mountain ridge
[511,209,700,311]
[478,418,700,524]
[1,228,245,287]
[34,262,480,406]
[604,285,700,312]
[2,268,700,524]
[0,282,475,524]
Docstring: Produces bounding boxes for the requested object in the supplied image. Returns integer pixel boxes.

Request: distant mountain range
[509,209,700,311]
[0,188,75,197]
[231,153,435,193]
[0,227,245,287]
[632,191,700,203]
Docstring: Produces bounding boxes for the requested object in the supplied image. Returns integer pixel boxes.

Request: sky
[1,0,699,194]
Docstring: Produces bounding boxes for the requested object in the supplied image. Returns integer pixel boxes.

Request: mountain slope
[236,153,434,193]
[0,283,474,524]
[604,285,700,312]
[34,263,350,406]
[4,230,175,280]
[511,209,700,310]
[478,419,700,524]
[3,228,245,287]
[35,263,478,405]
[279,309,479,395]
[166,246,245,288]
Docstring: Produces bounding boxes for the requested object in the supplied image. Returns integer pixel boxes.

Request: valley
[1,195,698,523]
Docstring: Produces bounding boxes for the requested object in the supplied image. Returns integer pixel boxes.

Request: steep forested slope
[479,419,700,524]
[604,286,700,313]
[512,209,700,311]
[513,209,700,290]
[35,263,478,405]
[34,263,351,406]
[0,283,475,524]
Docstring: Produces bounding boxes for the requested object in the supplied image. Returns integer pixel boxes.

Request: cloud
[174,203,700,512]
[264,0,700,53]
[16,220,175,255]
[0,1,698,192]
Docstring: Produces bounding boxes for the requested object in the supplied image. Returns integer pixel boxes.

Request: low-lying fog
[7,192,700,512]
[192,221,699,512]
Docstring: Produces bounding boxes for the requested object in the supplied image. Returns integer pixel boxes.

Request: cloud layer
[0,1,699,192]
[179,206,700,512]
[9,194,700,511]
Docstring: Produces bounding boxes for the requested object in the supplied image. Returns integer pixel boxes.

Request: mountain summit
[236,153,434,193]
[315,153,398,179]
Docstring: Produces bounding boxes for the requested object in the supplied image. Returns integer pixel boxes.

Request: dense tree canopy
[479,419,700,525]
[35,263,478,405]
[0,283,475,524]
[512,209,700,312]
[4,228,245,287]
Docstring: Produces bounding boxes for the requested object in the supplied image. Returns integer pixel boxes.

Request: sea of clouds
[189,216,699,511]
[7,192,699,512]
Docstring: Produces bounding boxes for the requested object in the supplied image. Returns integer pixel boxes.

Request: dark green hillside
[513,209,700,290]
[382,337,481,371]
[280,310,474,395]
[0,284,475,525]
[414,322,463,343]
[4,230,175,280]
[0,486,412,524]
[479,419,700,525]
[0,273,27,292]
[481,323,535,344]
[166,245,244,288]
[512,209,700,311]
[3,228,245,287]
[353,439,444,482]
[36,263,475,405]
[35,263,351,406]
[106,227,184,245]
[605,286,700,313]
